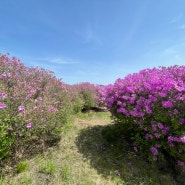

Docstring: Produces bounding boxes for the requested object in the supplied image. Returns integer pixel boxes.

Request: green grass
[16,161,28,174]
[77,110,111,120]
[1,111,183,185]
[39,160,57,175]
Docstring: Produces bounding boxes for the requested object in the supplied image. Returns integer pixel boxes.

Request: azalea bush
[96,85,108,107]
[102,66,185,169]
[67,82,99,113]
[0,54,71,160]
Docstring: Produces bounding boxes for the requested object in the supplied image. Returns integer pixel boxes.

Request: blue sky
[1,0,185,85]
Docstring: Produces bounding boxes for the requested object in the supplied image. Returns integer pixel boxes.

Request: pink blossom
[117,101,122,106]
[0,103,6,109]
[0,75,4,79]
[145,106,152,114]
[115,170,120,176]
[133,146,138,152]
[179,118,184,125]
[150,147,159,156]
[155,143,161,148]
[158,123,164,129]
[145,134,153,140]
[162,100,174,108]
[173,109,179,115]
[159,92,167,97]
[177,160,184,166]
[152,124,157,131]
[26,123,32,128]
[143,127,148,132]
[0,93,7,99]
[168,136,174,142]
[154,133,160,139]
[180,136,185,143]
[161,129,168,135]
[18,105,25,111]
[7,72,12,77]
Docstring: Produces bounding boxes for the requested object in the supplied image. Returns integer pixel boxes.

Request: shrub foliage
[101,66,185,168]
[0,54,101,162]
[66,82,99,113]
[0,54,71,160]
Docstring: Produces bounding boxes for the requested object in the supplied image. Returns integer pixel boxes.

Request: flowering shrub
[0,54,71,160]
[96,85,108,107]
[67,82,99,112]
[102,66,185,168]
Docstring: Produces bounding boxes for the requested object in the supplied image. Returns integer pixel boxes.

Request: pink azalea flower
[155,143,161,148]
[158,123,164,129]
[26,123,32,129]
[162,100,174,108]
[152,124,157,131]
[179,118,184,125]
[150,147,159,156]
[0,93,7,99]
[177,160,184,166]
[133,146,138,152]
[18,105,25,111]
[0,103,6,109]
[173,109,179,115]
[180,136,185,143]
[0,75,4,79]
[115,170,120,176]
[154,133,160,139]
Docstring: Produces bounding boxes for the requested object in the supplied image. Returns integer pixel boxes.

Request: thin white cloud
[32,57,79,65]
[49,58,79,64]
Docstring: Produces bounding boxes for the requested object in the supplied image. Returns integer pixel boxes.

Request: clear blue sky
[1,0,185,85]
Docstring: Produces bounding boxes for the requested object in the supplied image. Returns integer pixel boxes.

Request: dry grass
[0,112,183,185]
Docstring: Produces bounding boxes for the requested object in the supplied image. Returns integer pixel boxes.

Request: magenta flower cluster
[100,66,185,165]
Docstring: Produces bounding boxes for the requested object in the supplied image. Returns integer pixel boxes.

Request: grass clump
[15,161,28,173]
[60,165,71,181]
[39,160,57,175]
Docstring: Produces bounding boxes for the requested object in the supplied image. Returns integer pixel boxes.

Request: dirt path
[74,117,110,126]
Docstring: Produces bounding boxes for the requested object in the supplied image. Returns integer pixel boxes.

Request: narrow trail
[74,117,110,127]
[72,110,112,128]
